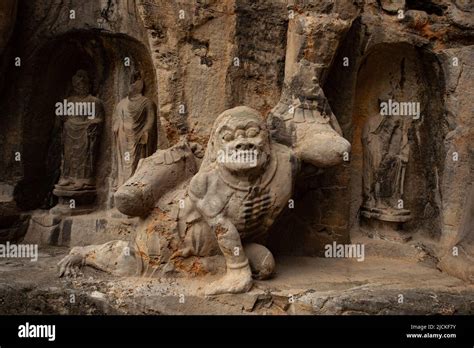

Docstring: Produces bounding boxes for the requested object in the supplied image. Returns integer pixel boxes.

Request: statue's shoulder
[143,95,155,104]
[117,97,128,106]
[135,95,155,107]
[189,169,212,200]
[85,95,104,108]
[134,95,156,112]
[144,97,157,111]
[272,142,295,161]
[71,95,103,115]
[86,95,101,102]
[188,168,233,218]
[272,142,300,175]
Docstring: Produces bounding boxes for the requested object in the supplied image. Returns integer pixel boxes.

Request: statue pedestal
[361,206,412,242]
[361,206,411,222]
[51,188,97,216]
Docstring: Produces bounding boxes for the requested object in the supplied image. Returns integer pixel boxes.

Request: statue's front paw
[114,184,150,217]
[57,254,85,278]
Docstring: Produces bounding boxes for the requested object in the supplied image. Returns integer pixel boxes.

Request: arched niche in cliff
[15,31,157,211]
[350,42,447,240]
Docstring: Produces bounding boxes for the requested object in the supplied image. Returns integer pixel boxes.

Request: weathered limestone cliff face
[0,0,473,303]
[138,0,289,139]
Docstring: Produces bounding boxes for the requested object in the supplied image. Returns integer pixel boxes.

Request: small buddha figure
[113,71,158,188]
[55,70,104,192]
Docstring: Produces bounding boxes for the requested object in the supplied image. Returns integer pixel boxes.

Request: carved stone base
[361,206,411,223]
[23,210,140,247]
[51,188,97,216]
[50,204,95,216]
[360,216,412,243]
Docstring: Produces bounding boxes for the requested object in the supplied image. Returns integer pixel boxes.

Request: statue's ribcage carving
[238,189,272,239]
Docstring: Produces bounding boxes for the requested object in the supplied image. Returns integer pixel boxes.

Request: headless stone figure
[113,71,158,188]
[55,70,104,192]
[58,107,298,295]
[361,94,412,222]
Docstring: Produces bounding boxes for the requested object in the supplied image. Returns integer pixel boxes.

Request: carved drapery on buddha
[55,70,104,190]
[53,70,104,212]
[113,71,158,189]
[361,95,413,223]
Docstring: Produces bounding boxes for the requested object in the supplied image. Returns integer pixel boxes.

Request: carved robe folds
[59,95,104,187]
[113,95,158,188]
[53,94,104,213]
[361,113,412,223]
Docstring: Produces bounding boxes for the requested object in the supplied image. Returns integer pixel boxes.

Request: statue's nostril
[236,142,256,151]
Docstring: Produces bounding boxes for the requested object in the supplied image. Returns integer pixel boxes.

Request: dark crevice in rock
[406,0,447,16]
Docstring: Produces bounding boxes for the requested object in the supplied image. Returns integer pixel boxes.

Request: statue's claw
[58,254,85,278]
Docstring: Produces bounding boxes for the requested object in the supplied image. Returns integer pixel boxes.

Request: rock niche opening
[350,43,447,242]
[15,31,158,211]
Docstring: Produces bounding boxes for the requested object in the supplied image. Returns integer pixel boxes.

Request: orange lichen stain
[417,24,448,50]
[164,123,180,145]
[154,208,171,221]
[215,224,228,238]
[260,104,274,119]
[145,222,156,236]
[292,4,304,15]
[137,249,148,261]
[145,209,173,236]
[303,39,317,62]
[173,257,208,277]
[188,131,209,148]
[189,260,208,276]
[147,256,161,268]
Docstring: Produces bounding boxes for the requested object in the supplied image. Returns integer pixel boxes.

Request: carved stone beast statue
[58,105,349,295]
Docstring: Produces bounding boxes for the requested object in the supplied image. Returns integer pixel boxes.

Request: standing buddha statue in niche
[113,71,158,189]
[55,69,104,192]
[361,90,413,223]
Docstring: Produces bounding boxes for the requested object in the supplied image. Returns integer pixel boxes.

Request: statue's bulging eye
[246,128,259,137]
[223,132,233,141]
[235,129,245,138]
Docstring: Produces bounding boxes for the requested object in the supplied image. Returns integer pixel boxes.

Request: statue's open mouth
[216,148,260,167]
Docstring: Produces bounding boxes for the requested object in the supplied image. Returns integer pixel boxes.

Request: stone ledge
[0,245,472,315]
